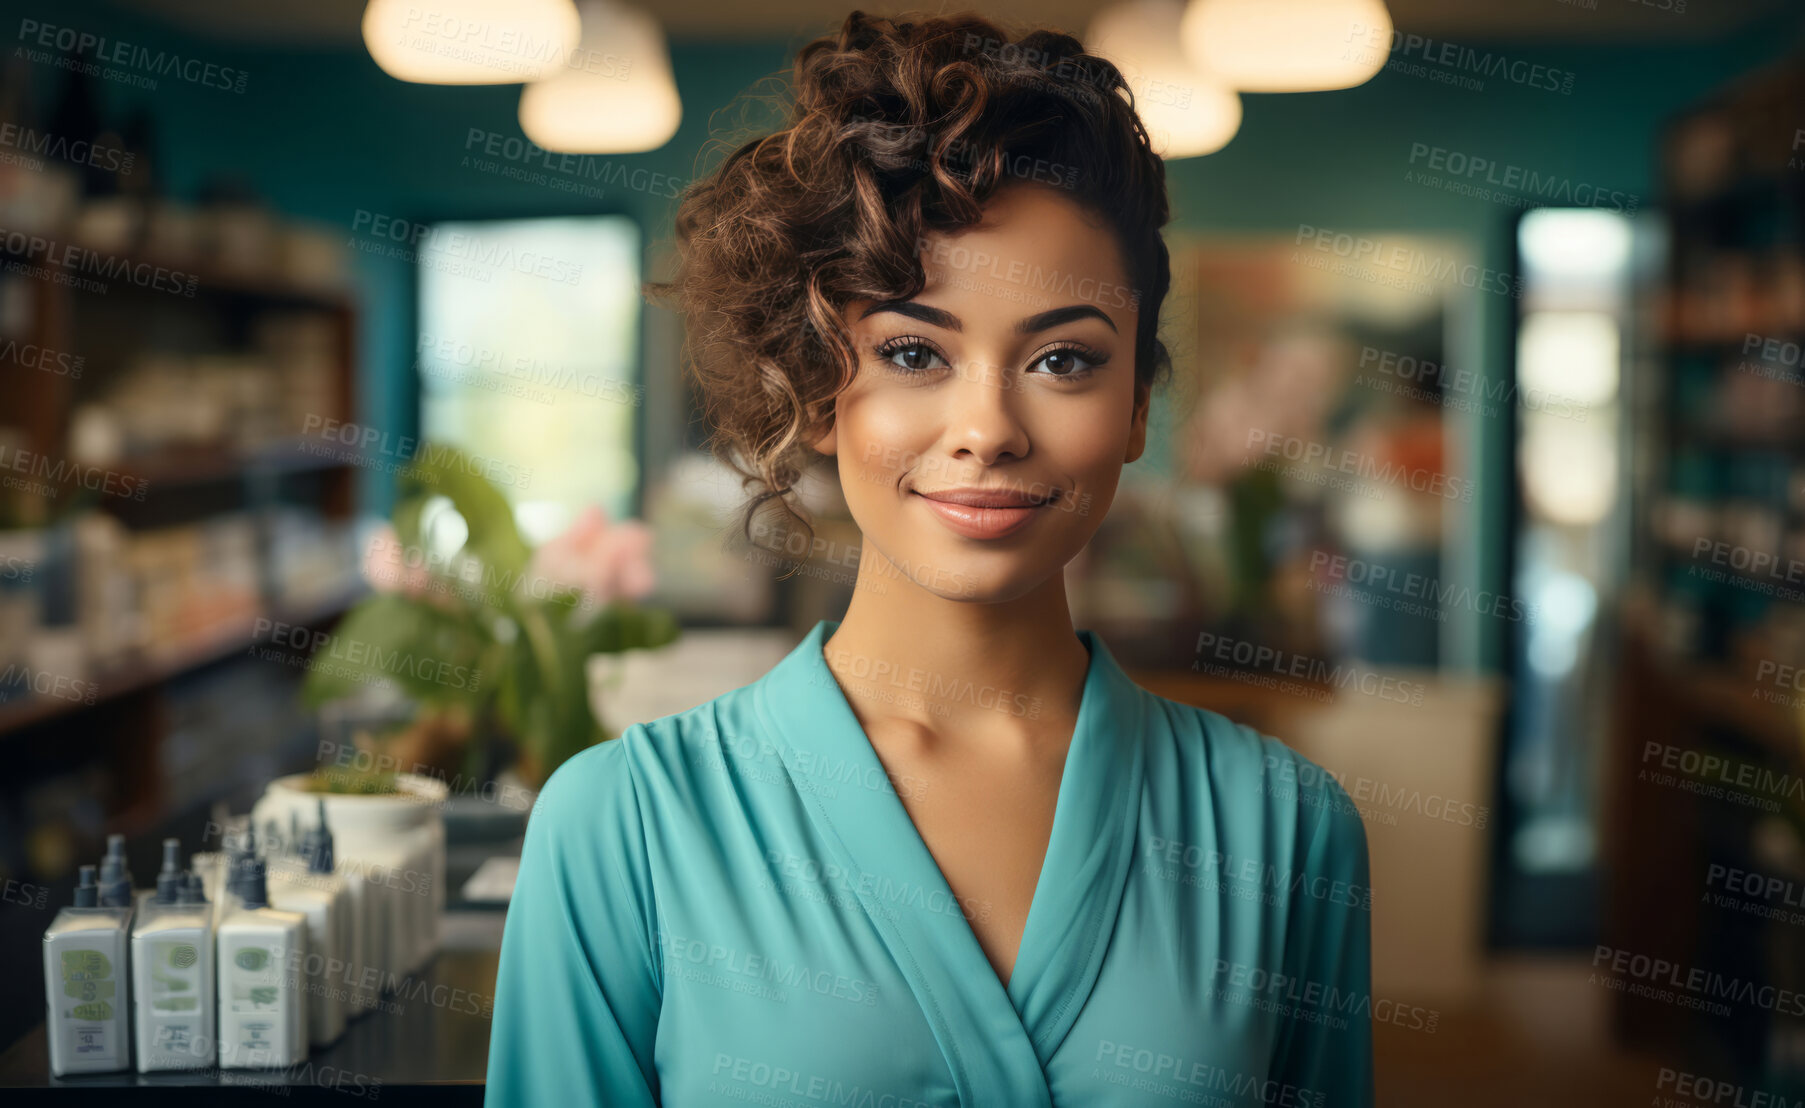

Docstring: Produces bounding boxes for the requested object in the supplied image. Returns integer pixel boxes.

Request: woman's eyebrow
[860,301,961,331]
[1018,304,1116,334]
[858,301,1117,334]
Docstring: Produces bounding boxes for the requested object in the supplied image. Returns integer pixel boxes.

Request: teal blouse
[486,620,1374,1106]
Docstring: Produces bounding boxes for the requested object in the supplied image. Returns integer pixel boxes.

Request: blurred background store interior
[4,0,1805,1101]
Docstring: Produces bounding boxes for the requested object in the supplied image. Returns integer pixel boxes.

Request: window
[416,215,642,545]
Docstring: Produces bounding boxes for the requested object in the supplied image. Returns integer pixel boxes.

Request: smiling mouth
[909,487,1061,540]
[911,487,1062,509]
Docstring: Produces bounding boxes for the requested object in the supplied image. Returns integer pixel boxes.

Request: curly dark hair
[650,9,1174,554]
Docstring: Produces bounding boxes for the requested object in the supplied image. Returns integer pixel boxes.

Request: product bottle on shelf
[42,864,132,1075]
[350,836,418,996]
[130,834,166,919]
[218,824,259,925]
[407,814,444,973]
[181,871,209,909]
[215,858,308,1070]
[131,839,215,1071]
[100,833,136,913]
[333,847,379,1021]
[189,818,251,929]
[359,819,436,979]
[330,822,417,1018]
[313,801,361,1027]
[187,803,237,917]
[136,833,189,915]
[269,800,351,1047]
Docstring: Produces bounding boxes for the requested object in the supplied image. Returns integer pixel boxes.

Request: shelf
[110,438,358,492]
[0,231,352,310]
[1657,654,1802,764]
[1662,333,1805,358]
[1625,600,1805,765]
[0,587,366,738]
[1668,425,1805,454]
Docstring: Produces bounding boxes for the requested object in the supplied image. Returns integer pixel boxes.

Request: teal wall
[18,0,1805,669]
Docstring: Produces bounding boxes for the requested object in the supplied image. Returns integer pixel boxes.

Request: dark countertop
[1,913,504,1104]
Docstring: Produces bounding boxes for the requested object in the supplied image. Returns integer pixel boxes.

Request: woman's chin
[864,548,1064,604]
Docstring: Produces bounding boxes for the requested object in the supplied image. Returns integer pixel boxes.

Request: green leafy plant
[301,445,679,788]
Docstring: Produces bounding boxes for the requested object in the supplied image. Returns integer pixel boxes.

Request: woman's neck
[821,543,1091,742]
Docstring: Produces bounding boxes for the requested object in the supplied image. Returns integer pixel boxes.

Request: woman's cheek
[1039,413,1118,480]
[853,396,935,480]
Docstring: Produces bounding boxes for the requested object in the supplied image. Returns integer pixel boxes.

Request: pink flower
[361,524,433,598]
[526,505,657,614]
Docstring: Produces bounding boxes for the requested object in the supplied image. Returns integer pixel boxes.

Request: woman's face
[812,183,1150,603]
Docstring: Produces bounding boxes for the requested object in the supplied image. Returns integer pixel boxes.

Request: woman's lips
[911,491,1047,539]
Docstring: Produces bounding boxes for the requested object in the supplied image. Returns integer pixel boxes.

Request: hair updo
[653,9,1174,551]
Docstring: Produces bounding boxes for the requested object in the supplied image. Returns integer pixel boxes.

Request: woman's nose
[940,356,1030,464]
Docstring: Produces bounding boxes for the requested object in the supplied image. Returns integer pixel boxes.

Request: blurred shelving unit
[0,62,373,1050]
[0,214,369,837]
[0,215,367,712]
[1610,49,1805,1089]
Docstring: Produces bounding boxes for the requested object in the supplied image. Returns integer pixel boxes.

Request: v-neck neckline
[754,619,1147,1102]
[832,629,1093,998]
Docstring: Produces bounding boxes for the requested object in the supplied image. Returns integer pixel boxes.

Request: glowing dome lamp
[1087,0,1242,159]
[1180,0,1392,93]
[363,0,581,85]
[519,0,681,154]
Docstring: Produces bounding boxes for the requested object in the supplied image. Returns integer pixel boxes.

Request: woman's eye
[1032,348,1096,376]
[885,343,946,371]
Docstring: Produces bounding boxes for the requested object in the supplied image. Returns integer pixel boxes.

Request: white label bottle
[268,800,351,1046]
[338,844,410,1013]
[215,858,308,1069]
[132,841,215,1070]
[334,862,377,1019]
[43,864,132,1075]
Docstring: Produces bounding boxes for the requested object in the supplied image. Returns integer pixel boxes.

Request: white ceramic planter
[253,772,448,843]
[251,773,447,1006]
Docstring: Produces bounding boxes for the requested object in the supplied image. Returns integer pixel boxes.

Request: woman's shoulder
[529,682,768,825]
[526,729,645,839]
[1138,688,1368,853]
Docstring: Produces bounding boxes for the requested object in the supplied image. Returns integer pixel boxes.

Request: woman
[486,11,1373,1106]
